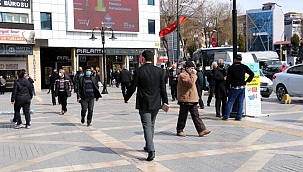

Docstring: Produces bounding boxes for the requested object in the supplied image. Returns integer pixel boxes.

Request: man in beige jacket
[176,61,211,137]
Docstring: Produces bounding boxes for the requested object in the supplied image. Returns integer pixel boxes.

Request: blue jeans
[224,87,245,120]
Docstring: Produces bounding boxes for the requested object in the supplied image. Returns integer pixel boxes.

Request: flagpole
[176,0,180,63]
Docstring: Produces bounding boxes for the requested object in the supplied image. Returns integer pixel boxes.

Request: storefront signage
[0,28,35,44]
[76,48,154,56]
[76,48,104,55]
[245,63,261,117]
[57,56,71,61]
[0,0,30,9]
[73,0,138,32]
[0,44,33,55]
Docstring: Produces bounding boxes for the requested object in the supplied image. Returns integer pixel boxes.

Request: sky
[222,0,303,14]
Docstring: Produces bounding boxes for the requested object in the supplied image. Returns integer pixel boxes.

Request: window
[148,19,155,34]
[0,13,29,23]
[148,0,154,5]
[287,65,303,75]
[40,12,52,30]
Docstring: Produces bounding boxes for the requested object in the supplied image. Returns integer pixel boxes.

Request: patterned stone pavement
[0,86,302,172]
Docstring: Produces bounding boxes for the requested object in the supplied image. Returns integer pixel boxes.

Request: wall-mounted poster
[73,0,139,32]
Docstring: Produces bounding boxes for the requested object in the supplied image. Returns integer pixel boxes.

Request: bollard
[281,94,291,104]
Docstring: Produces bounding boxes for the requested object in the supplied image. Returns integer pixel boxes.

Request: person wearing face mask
[76,66,102,127]
[213,59,227,117]
[54,69,73,115]
[176,61,211,137]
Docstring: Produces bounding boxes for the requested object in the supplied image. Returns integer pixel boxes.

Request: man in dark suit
[50,69,59,105]
[124,50,168,161]
[120,65,132,98]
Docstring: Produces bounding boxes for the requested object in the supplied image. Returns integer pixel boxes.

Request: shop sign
[106,48,154,55]
[57,56,71,61]
[0,0,31,9]
[0,44,33,55]
[0,29,35,44]
[76,48,104,55]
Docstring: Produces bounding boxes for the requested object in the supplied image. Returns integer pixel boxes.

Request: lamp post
[176,0,180,62]
[89,22,116,94]
[232,0,237,61]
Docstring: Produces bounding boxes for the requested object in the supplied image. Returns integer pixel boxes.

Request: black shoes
[143,147,148,152]
[81,117,85,124]
[207,103,210,106]
[87,122,91,127]
[147,151,155,161]
[222,117,228,121]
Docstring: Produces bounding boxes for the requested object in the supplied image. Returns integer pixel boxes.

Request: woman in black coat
[213,66,227,117]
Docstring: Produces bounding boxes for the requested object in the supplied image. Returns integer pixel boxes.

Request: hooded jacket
[11,78,33,102]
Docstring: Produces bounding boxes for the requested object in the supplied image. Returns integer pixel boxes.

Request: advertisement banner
[0,29,35,44]
[245,63,262,117]
[0,44,33,55]
[0,0,31,9]
[73,0,139,32]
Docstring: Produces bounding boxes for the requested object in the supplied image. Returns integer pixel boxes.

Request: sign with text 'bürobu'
[0,0,31,9]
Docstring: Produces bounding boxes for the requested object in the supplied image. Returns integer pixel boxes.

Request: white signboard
[245,63,262,117]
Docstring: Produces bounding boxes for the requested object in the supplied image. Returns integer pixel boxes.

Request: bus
[193,47,234,69]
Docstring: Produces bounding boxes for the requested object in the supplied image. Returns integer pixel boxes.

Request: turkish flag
[211,37,217,47]
[159,17,188,37]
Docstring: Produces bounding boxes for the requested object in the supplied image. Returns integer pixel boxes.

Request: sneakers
[81,117,85,124]
[14,124,24,129]
[177,132,186,137]
[199,130,211,137]
[61,110,67,115]
[25,125,31,129]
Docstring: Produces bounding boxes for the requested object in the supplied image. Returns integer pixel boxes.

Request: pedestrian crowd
[6,50,256,162]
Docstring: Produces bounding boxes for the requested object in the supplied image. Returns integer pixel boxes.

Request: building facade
[284,12,302,40]
[246,2,284,52]
[0,0,161,91]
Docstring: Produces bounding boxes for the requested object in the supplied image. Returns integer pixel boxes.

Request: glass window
[13,13,20,23]
[40,12,52,30]
[148,19,155,34]
[6,14,13,22]
[20,14,28,23]
[287,65,303,75]
[148,0,154,5]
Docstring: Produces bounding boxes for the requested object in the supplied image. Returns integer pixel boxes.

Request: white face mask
[59,73,63,77]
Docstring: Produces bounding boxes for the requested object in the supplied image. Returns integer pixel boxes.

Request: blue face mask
[85,71,91,76]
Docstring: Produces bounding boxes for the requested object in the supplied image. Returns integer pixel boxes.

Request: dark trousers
[81,98,95,124]
[139,110,159,152]
[14,100,31,125]
[0,86,5,94]
[170,80,178,100]
[197,85,204,108]
[207,85,215,104]
[51,89,57,105]
[177,104,206,133]
[58,91,68,111]
[215,97,227,117]
[121,82,129,98]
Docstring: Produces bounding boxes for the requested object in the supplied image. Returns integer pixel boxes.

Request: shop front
[40,47,72,89]
[0,44,33,91]
[75,48,154,84]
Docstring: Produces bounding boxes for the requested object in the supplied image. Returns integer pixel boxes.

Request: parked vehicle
[260,69,273,98]
[260,59,283,79]
[272,64,303,101]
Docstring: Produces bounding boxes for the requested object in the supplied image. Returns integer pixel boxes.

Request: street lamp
[89,22,117,94]
[176,0,180,62]
[232,0,237,61]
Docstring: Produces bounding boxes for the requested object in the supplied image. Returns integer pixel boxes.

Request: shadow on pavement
[51,123,76,127]
[275,119,303,124]
[80,146,117,154]
[0,122,14,128]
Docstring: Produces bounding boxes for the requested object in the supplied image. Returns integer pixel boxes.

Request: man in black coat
[50,69,59,105]
[120,65,132,98]
[207,62,217,106]
[213,59,227,117]
[124,50,168,161]
[74,67,84,93]
[77,66,102,127]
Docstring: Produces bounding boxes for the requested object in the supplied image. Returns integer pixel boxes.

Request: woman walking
[11,70,33,129]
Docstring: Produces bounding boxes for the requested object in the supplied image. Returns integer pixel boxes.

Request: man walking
[77,66,102,127]
[50,69,59,105]
[213,59,227,117]
[0,75,6,95]
[223,54,254,121]
[124,50,168,161]
[168,63,180,101]
[176,61,211,137]
[54,69,73,115]
[120,65,132,98]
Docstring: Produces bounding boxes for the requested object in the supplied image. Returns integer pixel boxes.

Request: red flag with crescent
[159,17,188,37]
